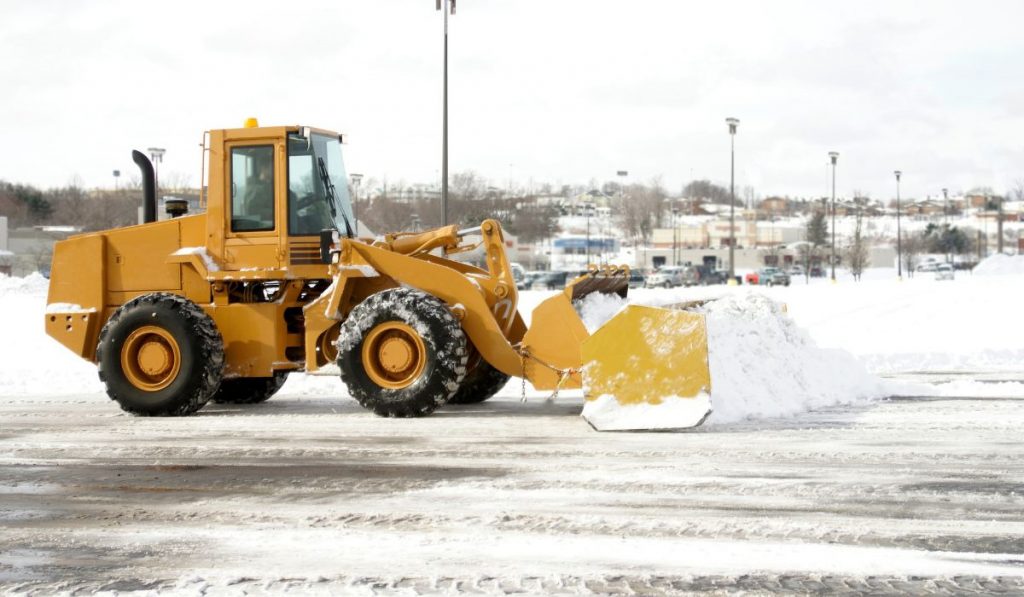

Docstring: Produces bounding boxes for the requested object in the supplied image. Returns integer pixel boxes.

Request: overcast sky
[2,0,1023,200]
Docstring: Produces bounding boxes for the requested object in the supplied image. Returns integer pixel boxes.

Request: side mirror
[320,229,335,264]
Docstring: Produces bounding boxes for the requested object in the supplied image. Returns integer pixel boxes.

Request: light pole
[895,170,902,280]
[725,118,739,281]
[828,151,839,282]
[350,173,363,235]
[672,206,679,265]
[113,169,121,192]
[585,202,593,267]
[435,0,456,226]
[147,147,165,198]
[942,187,949,224]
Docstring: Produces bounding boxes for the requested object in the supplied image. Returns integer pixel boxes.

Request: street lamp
[113,169,121,192]
[725,118,739,281]
[894,170,902,280]
[435,0,456,226]
[350,173,363,235]
[942,187,949,224]
[828,151,839,281]
[585,201,593,266]
[672,206,679,265]
[147,147,165,198]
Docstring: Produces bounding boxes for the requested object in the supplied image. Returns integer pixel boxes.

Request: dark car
[531,271,570,290]
[628,269,647,289]
[695,265,727,285]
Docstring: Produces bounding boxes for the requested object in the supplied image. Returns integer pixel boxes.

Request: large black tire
[212,372,289,405]
[97,293,224,416]
[447,360,511,405]
[337,288,467,417]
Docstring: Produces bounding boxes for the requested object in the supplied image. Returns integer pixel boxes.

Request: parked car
[787,265,805,277]
[695,265,727,285]
[809,266,825,278]
[646,265,698,288]
[531,270,570,290]
[628,269,647,289]
[517,271,544,290]
[916,261,939,273]
[510,262,526,284]
[934,263,955,281]
[744,270,760,285]
[751,267,790,287]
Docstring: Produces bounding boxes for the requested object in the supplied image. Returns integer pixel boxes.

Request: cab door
[223,141,285,270]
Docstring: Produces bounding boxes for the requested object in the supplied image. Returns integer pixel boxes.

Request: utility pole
[828,151,839,282]
[436,0,455,226]
[725,118,739,282]
[894,170,902,280]
[350,173,363,235]
[147,147,165,204]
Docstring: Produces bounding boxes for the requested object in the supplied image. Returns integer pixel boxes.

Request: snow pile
[698,294,887,424]
[0,279,104,397]
[973,253,1024,276]
[574,290,888,425]
[0,272,49,296]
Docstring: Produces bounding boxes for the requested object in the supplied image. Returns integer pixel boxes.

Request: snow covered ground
[2,266,1023,593]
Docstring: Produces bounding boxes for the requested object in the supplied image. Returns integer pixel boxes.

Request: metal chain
[519,350,528,403]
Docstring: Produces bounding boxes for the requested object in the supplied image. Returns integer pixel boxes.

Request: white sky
[1,0,1023,200]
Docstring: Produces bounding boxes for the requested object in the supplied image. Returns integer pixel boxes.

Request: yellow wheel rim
[121,325,181,392]
[361,321,427,389]
[319,324,341,364]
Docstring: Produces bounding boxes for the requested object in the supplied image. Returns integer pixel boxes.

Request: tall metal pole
[436,0,454,226]
[148,147,165,202]
[828,151,839,282]
[942,187,949,224]
[585,204,591,266]
[442,0,449,225]
[725,118,739,281]
[895,170,902,280]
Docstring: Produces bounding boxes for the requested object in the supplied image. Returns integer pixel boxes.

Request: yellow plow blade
[580,305,712,431]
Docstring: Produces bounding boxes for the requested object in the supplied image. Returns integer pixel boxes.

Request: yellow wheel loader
[44,121,712,430]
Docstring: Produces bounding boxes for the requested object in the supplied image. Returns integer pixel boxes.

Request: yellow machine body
[45,122,713,430]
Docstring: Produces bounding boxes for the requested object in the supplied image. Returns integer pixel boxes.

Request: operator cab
[215,122,355,271]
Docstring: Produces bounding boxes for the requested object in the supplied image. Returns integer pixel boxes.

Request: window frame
[229,144,277,234]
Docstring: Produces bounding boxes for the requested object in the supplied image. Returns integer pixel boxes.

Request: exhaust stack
[131,150,156,224]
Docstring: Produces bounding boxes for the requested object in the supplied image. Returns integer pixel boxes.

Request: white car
[934,263,955,281]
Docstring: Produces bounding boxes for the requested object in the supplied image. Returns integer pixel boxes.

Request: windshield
[287,132,355,237]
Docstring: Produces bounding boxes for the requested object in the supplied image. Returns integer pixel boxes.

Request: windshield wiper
[317,156,353,238]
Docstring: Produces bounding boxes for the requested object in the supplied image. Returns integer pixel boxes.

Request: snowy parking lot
[2,267,1024,594]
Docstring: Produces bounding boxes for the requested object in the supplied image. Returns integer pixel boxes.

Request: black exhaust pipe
[132,150,156,223]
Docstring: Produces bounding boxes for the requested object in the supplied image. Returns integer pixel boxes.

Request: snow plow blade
[580,305,712,431]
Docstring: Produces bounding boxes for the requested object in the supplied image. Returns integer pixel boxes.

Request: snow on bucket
[575,291,887,429]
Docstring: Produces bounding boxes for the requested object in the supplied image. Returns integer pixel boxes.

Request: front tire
[97,293,224,416]
[337,288,468,417]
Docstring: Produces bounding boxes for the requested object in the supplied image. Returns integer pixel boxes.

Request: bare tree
[901,232,924,277]
[844,198,869,280]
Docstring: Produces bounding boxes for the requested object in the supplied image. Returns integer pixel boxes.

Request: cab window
[287,134,336,236]
[231,146,275,232]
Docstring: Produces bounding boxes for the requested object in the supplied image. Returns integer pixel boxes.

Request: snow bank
[0,294,104,398]
[0,272,49,296]
[973,253,1024,276]
[699,294,886,424]
[574,290,888,425]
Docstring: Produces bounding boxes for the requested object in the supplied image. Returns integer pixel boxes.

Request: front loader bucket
[580,305,712,431]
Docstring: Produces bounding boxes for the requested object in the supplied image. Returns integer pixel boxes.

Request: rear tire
[337,288,468,417]
[212,372,289,405]
[97,293,224,416]
[448,360,510,405]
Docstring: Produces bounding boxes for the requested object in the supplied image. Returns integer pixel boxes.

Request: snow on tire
[97,292,224,416]
[337,288,468,418]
